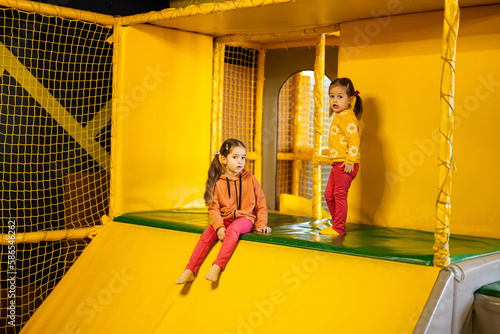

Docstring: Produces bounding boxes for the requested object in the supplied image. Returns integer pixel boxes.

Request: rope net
[222,46,258,174]
[276,71,331,211]
[0,6,112,332]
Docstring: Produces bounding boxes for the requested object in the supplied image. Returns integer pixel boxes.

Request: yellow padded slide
[21,221,440,334]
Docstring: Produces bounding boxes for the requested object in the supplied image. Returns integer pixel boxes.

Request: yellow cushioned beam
[117,0,498,42]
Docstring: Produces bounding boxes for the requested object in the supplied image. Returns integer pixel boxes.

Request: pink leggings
[324,162,359,235]
[185,218,253,274]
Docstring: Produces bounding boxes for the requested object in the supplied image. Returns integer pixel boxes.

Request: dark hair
[204,138,246,206]
[329,77,363,120]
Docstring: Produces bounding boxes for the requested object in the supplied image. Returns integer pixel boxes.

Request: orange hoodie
[208,169,268,231]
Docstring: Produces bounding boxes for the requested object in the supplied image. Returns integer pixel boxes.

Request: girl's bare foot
[175,269,195,284]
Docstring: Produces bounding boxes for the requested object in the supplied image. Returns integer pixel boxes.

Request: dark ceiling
[33,0,171,16]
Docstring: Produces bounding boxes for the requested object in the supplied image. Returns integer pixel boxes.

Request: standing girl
[321,78,363,236]
[175,139,271,284]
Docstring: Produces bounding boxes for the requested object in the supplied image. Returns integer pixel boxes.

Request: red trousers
[185,217,253,274]
[324,162,359,235]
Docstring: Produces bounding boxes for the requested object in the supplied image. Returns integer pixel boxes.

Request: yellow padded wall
[451,5,500,238]
[113,24,212,216]
[339,5,500,238]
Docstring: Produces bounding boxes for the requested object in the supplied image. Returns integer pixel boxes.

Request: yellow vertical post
[292,73,303,196]
[254,48,265,184]
[312,34,325,219]
[108,23,120,221]
[434,0,459,268]
[211,40,225,158]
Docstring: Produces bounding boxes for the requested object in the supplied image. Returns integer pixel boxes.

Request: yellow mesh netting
[276,71,331,211]
[277,76,293,155]
[0,6,112,332]
[222,46,258,174]
[0,0,115,27]
[276,76,293,202]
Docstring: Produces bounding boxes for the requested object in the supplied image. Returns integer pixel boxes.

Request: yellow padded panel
[338,5,500,238]
[338,11,443,233]
[279,193,330,218]
[112,24,212,216]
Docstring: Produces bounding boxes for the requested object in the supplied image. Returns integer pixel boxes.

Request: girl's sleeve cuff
[211,220,224,231]
[254,221,267,230]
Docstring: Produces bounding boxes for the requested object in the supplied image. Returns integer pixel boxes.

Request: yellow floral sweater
[328,108,360,165]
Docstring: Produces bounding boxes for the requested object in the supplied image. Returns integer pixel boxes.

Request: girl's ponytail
[203,155,223,206]
[353,93,363,120]
[203,138,246,206]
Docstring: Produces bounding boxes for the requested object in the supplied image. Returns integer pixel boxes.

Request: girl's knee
[226,224,243,235]
[227,220,252,235]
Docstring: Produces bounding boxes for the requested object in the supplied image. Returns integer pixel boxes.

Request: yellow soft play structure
[2,0,500,333]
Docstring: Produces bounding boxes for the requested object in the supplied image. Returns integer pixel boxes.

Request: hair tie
[354,90,360,96]
[213,152,220,156]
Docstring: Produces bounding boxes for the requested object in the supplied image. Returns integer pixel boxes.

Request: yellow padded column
[312,34,326,219]
[434,0,460,268]
[211,40,225,158]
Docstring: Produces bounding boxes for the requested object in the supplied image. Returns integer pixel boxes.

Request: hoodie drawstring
[226,174,242,219]
[234,174,242,210]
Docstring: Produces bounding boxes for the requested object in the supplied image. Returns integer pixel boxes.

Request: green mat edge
[113,214,434,266]
[476,281,500,298]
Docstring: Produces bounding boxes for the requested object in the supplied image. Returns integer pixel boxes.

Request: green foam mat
[114,209,500,266]
[476,281,500,298]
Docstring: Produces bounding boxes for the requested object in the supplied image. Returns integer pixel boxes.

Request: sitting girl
[175,139,271,284]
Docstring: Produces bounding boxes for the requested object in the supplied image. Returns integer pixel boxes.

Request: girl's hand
[256,227,272,234]
[340,162,354,174]
[217,227,226,241]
